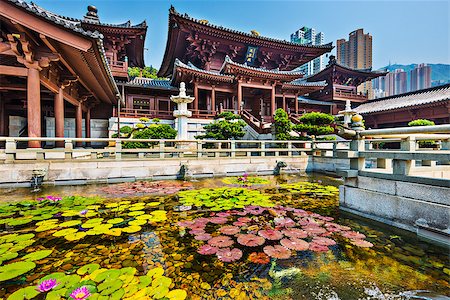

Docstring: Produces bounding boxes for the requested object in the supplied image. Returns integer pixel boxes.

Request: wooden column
[271,84,276,116]
[0,99,6,136]
[85,107,91,147]
[75,104,82,147]
[211,86,216,114]
[54,87,64,147]
[282,94,286,111]
[237,82,242,113]
[193,83,199,114]
[295,93,299,115]
[27,68,41,148]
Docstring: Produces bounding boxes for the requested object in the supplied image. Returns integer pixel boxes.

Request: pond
[0,174,448,300]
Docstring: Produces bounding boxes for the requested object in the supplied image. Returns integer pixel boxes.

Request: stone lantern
[338,100,356,127]
[171,82,195,140]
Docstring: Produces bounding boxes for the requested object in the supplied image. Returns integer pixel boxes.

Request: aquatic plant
[69,286,90,300]
[216,248,243,262]
[263,245,292,259]
[37,278,59,292]
[222,175,271,186]
[100,180,192,195]
[248,252,270,264]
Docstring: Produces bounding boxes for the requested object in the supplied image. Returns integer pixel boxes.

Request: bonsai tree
[195,112,246,140]
[293,112,335,140]
[408,119,436,148]
[273,109,292,141]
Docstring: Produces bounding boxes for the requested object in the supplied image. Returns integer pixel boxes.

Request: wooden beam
[39,75,80,107]
[0,65,28,77]
[0,2,92,52]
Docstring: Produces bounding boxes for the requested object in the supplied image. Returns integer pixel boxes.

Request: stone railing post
[288,141,292,157]
[115,140,122,160]
[440,138,450,165]
[64,139,73,159]
[230,141,236,158]
[349,138,365,171]
[260,141,266,157]
[159,141,165,159]
[398,136,415,173]
[5,138,16,162]
[197,140,202,158]
[401,136,416,151]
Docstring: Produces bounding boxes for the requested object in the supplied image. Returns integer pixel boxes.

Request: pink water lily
[69,286,90,300]
[258,229,283,240]
[263,245,291,259]
[303,226,327,236]
[312,237,336,246]
[37,279,58,292]
[194,233,212,241]
[189,229,206,235]
[342,231,366,240]
[216,248,242,262]
[197,244,219,255]
[177,220,195,227]
[219,225,240,235]
[233,221,246,227]
[209,217,228,224]
[244,206,266,215]
[281,228,307,239]
[208,235,234,248]
[237,234,265,247]
[309,242,330,252]
[350,239,373,248]
[280,238,309,251]
[237,217,252,223]
[216,212,231,217]
[274,217,296,228]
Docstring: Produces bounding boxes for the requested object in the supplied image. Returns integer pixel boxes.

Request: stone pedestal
[171,82,195,141]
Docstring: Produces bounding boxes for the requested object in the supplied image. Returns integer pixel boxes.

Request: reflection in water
[0,174,448,300]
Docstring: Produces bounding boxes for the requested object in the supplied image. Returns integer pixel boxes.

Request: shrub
[273,109,292,141]
[216,111,241,120]
[196,112,246,140]
[299,112,334,126]
[408,119,435,127]
[120,126,133,135]
[123,124,177,149]
[152,118,161,124]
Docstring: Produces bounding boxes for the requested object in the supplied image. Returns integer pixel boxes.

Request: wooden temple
[306,55,387,114]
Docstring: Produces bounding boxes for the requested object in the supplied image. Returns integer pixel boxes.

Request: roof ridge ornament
[84,5,100,23]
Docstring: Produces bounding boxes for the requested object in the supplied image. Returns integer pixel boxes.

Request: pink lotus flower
[274,217,296,228]
[350,239,373,248]
[281,228,307,239]
[237,234,265,247]
[208,236,234,248]
[37,279,58,292]
[69,286,90,300]
[258,229,283,240]
[312,237,336,246]
[216,248,242,262]
[46,196,62,203]
[194,233,212,241]
[36,197,45,202]
[263,245,291,259]
[342,231,366,240]
[209,217,228,224]
[219,226,240,235]
[309,242,329,252]
[280,238,309,251]
[197,244,219,255]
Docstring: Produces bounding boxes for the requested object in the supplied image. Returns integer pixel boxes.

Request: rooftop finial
[84,5,100,23]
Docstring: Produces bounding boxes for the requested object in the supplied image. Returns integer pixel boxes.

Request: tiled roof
[355,84,450,114]
[124,77,177,90]
[285,79,327,87]
[7,0,103,39]
[82,20,147,29]
[298,96,333,106]
[174,59,235,79]
[221,56,304,76]
[169,6,333,50]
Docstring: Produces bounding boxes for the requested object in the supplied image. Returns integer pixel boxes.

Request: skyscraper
[410,63,432,91]
[290,27,327,76]
[336,29,373,98]
[372,69,407,98]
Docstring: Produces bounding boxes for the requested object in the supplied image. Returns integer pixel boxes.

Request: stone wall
[340,176,450,246]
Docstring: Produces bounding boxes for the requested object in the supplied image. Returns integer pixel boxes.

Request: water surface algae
[0,179,448,299]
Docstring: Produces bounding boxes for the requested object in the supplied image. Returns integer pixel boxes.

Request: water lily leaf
[0,233,18,243]
[61,210,79,217]
[39,272,65,283]
[166,289,187,300]
[98,279,123,295]
[149,285,169,299]
[146,202,160,207]
[93,269,121,282]
[128,220,146,226]
[147,267,164,279]
[9,233,35,243]
[128,211,144,216]
[59,220,82,227]
[0,252,18,265]
[77,263,100,275]
[22,249,53,261]
[45,288,68,300]
[121,226,141,233]
[0,261,36,282]
[6,285,40,300]
[7,217,33,226]
[53,228,77,237]
[109,288,125,300]
[106,218,124,224]
[105,228,122,236]
[65,232,87,241]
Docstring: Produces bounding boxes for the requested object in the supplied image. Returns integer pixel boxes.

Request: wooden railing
[107,59,128,78]
[115,108,174,119]
[191,110,217,119]
[333,89,368,102]
[240,110,272,134]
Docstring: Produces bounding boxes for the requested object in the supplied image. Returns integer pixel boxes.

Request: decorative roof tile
[173,59,234,82]
[285,79,327,87]
[124,77,177,90]
[355,84,450,114]
[221,56,304,76]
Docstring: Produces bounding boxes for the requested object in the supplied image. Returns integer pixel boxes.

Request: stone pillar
[54,87,64,147]
[75,104,83,147]
[211,86,216,114]
[237,82,242,113]
[171,82,195,141]
[27,68,41,148]
[271,85,276,116]
[295,93,299,115]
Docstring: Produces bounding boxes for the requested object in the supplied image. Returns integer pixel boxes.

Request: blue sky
[36,0,449,70]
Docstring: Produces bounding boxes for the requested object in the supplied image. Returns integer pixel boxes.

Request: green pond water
[0,174,448,300]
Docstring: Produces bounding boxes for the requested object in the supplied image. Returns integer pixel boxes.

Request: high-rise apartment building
[290,27,326,76]
[372,69,407,98]
[336,29,373,98]
[410,63,432,91]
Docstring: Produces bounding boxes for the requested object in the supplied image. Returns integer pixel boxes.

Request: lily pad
[77,263,101,275]
[0,261,36,282]
[6,285,40,300]
[22,249,53,261]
